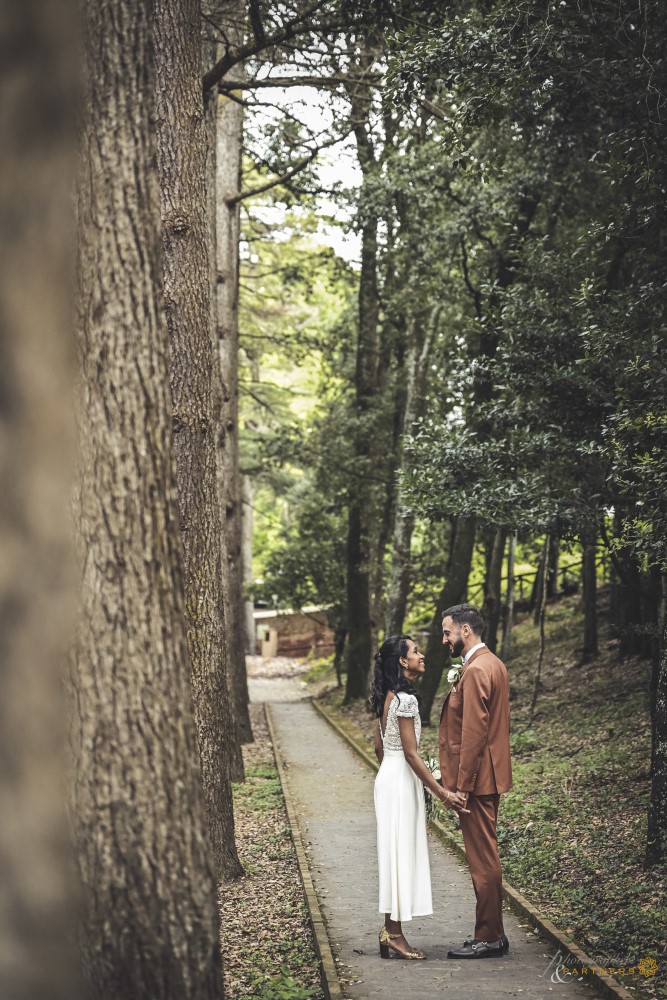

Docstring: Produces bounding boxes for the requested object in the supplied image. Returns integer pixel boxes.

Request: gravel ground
[218,702,325,1000]
[246,655,337,703]
[246,655,311,679]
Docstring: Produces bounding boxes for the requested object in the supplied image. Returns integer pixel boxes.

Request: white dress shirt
[463,641,486,665]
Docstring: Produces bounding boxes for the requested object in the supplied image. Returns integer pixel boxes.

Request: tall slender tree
[385,308,440,635]
[482,528,506,653]
[73,0,225,994]
[344,48,382,702]
[215,2,254,743]
[500,532,517,662]
[581,527,598,663]
[202,6,248,782]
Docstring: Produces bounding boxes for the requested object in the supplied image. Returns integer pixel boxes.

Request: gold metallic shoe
[379,926,426,960]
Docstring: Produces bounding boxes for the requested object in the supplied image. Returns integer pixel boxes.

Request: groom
[439,603,512,959]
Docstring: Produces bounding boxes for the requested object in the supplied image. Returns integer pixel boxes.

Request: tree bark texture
[385,309,440,635]
[581,527,598,663]
[646,575,667,865]
[482,528,506,653]
[155,0,244,874]
[0,4,80,997]
[419,518,477,724]
[215,15,253,742]
[74,1,224,995]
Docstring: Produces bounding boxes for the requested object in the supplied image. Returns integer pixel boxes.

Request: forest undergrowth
[315,592,667,999]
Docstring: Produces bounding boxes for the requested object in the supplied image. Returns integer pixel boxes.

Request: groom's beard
[450,637,465,659]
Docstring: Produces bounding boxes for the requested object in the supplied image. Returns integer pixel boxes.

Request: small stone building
[253,606,335,658]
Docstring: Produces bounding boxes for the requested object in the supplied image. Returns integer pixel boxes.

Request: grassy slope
[313,591,667,999]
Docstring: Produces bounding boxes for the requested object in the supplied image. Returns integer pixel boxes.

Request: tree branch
[228,131,352,205]
[248,0,267,48]
[203,0,337,93]
[217,72,382,91]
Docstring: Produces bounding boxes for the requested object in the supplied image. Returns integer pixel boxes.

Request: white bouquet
[423,756,441,820]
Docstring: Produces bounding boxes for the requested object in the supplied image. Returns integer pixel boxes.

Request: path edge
[265,704,345,1000]
[312,697,637,1000]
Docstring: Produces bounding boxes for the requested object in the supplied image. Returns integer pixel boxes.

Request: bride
[370,635,468,960]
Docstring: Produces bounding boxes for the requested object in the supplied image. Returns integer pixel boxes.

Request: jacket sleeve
[457,664,492,791]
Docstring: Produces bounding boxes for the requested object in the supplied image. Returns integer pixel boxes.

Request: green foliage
[252,967,317,1000]
[378,1,667,579]
[510,729,538,755]
[255,488,347,617]
[241,0,667,668]
[233,765,283,814]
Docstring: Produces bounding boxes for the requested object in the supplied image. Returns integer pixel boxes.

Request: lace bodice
[381,693,421,752]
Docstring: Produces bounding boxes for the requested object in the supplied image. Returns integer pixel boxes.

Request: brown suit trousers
[459,793,503,941]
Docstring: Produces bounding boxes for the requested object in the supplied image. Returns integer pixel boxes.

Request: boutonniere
[447,665,462,691]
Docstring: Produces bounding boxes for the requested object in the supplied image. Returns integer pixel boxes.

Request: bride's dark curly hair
[367,634,414,717]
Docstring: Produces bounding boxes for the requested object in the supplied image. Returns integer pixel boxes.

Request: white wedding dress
[374,692,433,921]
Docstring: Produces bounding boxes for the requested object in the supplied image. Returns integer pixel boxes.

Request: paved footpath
[267,699,594,1000]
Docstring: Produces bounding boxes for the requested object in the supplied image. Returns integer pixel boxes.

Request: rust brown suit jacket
[439,646,512,795]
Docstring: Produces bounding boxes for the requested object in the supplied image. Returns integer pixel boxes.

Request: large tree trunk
[482,527,506,653]
[581,527,598,663]
[155,0,243,880]
[419,518,476,724]
[0,4,80,997]
[385,309,440,635]
[646,575,667,865]
[215,14,253,742]
[74,1,224,995]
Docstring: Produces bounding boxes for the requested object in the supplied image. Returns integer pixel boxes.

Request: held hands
[439,787,470,814]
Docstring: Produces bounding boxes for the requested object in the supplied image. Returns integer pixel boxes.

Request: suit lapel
[439,687,452,721]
